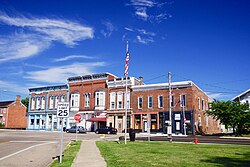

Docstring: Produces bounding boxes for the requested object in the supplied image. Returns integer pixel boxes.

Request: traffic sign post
[57,102,69,163]
[74,113,82,141]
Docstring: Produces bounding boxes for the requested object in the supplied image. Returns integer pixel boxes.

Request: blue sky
[0,0,249,101]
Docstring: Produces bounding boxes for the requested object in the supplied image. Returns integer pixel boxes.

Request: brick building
[27,85,68,131]
[106,77,141,133]
[0,95,27,129]
[67,73,116,131]
[131,81,221,135]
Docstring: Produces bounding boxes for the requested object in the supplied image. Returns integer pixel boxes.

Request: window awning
[86,117,106,122]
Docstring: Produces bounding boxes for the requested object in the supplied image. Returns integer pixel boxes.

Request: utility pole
[168,72,172,142]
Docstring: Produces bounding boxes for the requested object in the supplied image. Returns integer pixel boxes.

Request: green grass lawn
[96,141,250,167]
[50,141,82,167]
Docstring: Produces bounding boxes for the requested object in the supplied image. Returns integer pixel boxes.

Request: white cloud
[0,33,50,62]
[100,21,116,38]
[135,7,148,21]
[130,0,154,7]
[124,27,134,32]
[137,35,154,44]
[54,55,95,62]
[0,80,28,94]
[138,29,156,36]
[124,27,156,44]
[0,12,94,62]
[128,0,170,23]
[25,62,106,83]
[0,13,94,47]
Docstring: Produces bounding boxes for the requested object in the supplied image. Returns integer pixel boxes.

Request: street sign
[74,113,82,121]
[57,102,69,118]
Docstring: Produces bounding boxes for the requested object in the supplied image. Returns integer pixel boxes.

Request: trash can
[129,129,135,141]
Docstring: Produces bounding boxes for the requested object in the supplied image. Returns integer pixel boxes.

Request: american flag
[124,51,129,76]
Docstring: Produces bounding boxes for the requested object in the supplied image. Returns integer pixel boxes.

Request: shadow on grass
[201,152,250,167]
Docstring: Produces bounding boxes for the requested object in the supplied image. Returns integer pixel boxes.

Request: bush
[0,122,5,127]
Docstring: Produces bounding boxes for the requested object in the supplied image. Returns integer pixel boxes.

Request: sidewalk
[72,140,107,167]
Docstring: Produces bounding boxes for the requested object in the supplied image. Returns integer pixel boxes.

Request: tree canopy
[21,97,29,112]
[206,100,250,136]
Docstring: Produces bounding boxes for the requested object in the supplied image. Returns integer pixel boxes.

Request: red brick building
[131,81,221,134]
[0,95,27,129]
[67,72,221,135]
[67,73,116,131]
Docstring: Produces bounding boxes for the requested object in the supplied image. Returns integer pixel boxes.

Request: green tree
[21,97,29,112]
[206,100,250,136]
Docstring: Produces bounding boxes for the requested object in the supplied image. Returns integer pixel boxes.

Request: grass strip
[50,140,82,167]
[96,141,250,167]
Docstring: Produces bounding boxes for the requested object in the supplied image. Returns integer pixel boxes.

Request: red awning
[86,117,106,122]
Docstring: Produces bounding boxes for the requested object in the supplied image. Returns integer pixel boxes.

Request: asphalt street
[0,130,249,167]
[0,130,102,167]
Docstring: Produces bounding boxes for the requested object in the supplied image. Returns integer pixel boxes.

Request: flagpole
[124,41,128,145]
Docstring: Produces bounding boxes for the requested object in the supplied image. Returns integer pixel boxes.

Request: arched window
[41,96,45,109]
[49,96,54,109]
[84,93,90,107]
[36,97,41,109]
[95,91,105,107]
[55,96,60,109]
[31,97,35,110]
[110,92,116,109]
[71,93,80,107]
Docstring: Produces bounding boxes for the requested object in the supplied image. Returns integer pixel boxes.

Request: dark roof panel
[0,101,14,108]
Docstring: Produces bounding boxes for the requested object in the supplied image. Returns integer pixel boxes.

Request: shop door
[174,113,181,134]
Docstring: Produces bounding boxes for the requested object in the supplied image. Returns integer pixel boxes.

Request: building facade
[67,73,116,131]
[27,85,68,131]
[0,95,27,129]
[106,77,141,133]
[232,88,250,104]
[131,81,221,134]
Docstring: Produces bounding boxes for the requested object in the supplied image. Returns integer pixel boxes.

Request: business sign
[57,102,69,118]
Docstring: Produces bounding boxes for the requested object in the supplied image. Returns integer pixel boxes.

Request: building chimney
[16,95,21,104]
[139,76,143,85]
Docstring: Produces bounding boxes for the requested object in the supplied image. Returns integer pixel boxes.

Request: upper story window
[158,95,163,108]
[198,97,201,110]
[110,92,116,109]
[180,94,186,107]
[171,95,174,107]
[95,91,105,107]
[117,92,123,109]
[124,92,130,109]
[148,96,153,108]
[31,97,35,110]
[36,97,41,109]
[49,96,54,109]
[84,93,90,107]
[55,96,60,109]
[138,97,143,109]
[61,95,65,102]
[71,93,80,107]
[41,96,45,109]
[202,99,205,111]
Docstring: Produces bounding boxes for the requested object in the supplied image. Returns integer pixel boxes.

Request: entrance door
[118,120,122,133]
[143,120,147,132]
[174,113,181,134]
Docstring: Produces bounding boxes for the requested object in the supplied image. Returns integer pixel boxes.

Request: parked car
[65,126,87,133]
[95,127,117,134]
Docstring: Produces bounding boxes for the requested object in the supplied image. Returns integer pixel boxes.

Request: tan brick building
[0,95,27,129]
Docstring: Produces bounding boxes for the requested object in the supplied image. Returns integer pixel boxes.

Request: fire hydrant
[194,137,198,144]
